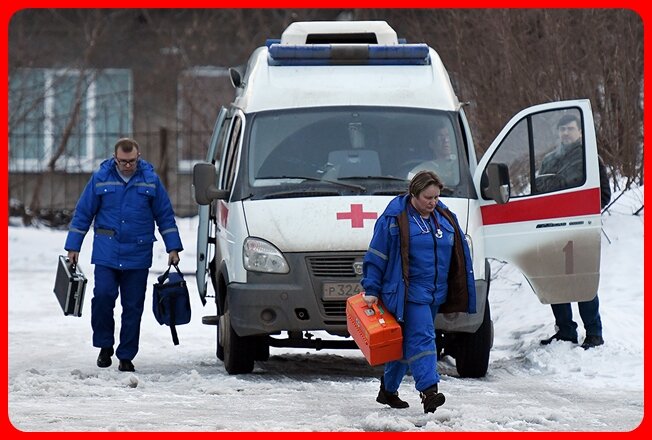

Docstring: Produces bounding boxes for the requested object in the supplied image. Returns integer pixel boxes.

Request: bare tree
[381,9,643,187]
[9,9,643,223]
[9,10,135,222]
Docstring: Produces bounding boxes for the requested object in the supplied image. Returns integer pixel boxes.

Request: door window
[211,112,231,163]
[220,116,243,191]
[485,107,585,198]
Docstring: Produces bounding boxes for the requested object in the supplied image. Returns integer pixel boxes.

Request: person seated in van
[407,124,459,186]
[361,170,476,413]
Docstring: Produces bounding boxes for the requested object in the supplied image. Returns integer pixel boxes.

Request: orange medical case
[346,292,403,366]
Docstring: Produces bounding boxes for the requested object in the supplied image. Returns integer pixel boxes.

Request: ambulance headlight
[243,237,290,274]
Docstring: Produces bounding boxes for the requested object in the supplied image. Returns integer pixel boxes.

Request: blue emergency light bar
[267,44,431,66]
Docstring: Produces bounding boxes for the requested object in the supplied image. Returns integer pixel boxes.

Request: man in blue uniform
[65,138,183,372]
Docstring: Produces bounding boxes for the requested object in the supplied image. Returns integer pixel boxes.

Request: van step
[202,315,219,325]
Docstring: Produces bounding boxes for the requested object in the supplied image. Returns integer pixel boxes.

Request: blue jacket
[64,158,183,270]
[361,194,476,322]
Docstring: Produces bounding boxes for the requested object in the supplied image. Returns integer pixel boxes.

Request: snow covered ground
[7,184,644,432]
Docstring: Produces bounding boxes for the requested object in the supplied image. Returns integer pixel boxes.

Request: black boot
[420,384,445,413]
[96,347,114,368]
[581,335,604,349]
[376,376,409,409]
[118,360,135,372]
[540,332,578,345]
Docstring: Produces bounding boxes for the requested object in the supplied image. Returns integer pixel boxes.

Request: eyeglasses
[115,157,138,167]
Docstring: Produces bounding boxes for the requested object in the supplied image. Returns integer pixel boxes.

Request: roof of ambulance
[233,47,459,113]
[231,19,460,114]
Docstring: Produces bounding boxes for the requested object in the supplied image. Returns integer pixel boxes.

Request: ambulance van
[192,21,603,376]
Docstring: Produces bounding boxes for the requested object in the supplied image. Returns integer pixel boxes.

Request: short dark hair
[431,121,449,138]
[409,170,444,197]
[114,138,140,154]
[557,114,581,129]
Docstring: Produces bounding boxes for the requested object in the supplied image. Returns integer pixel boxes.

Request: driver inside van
[407,124,459,186]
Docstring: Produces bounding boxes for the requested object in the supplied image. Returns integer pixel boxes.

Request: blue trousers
[384,302,439,393]
[92,265,149,361]
[550,294,602,339]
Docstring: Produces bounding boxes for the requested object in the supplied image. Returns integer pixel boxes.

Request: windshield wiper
[339,176,408,182]
[257,189,341,200]
[257,175,366,191]
[343,176,455,194]
[370,185,455,197]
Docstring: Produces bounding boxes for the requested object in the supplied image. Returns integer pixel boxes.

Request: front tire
[215,322,225,361]
[219,301,255,374]
[454,299,493,378]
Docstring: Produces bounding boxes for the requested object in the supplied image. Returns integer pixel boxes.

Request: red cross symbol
[336,204,378,228]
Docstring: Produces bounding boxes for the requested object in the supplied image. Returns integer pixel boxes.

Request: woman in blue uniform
[361,170,476,413]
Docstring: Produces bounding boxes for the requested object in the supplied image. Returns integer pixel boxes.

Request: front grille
[322,301,347,317]
[306,252,365,318]
[307,254,364,278]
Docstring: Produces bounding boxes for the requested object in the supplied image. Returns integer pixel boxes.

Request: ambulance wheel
[454,299,492,378]
[219,301,255,374]
[215,322,224,361]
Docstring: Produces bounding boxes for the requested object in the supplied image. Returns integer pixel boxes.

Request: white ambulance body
[193,21,602,376]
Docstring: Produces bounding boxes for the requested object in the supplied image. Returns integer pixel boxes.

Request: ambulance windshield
[242,106,472,198]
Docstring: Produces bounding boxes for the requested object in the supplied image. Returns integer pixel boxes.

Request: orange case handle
[370,303,387,327]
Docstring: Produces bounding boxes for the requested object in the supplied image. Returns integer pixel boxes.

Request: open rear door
[474,99,602,304]
[195,107,228,305]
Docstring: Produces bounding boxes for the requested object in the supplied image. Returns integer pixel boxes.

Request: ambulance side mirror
[192,162,228,205]
[483,162,511,204]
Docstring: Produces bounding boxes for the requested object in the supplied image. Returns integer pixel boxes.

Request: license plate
[322,282,362,300]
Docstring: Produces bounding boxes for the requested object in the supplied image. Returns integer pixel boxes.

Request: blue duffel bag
[153,264,191,345]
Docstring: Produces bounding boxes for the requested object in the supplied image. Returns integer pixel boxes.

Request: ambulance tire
[221,329,269,361]
[220,302,255,374]
[454,299,492,378]
[215,323,224,361]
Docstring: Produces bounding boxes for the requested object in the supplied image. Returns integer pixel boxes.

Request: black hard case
[53,255,87,317]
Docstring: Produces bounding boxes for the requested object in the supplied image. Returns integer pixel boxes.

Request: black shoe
[581,335,604,349]
[118,360,135,372]
[96,347,114,368]
[540,332,578,345]
[376,376,409,409]
[420,384,445,413]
